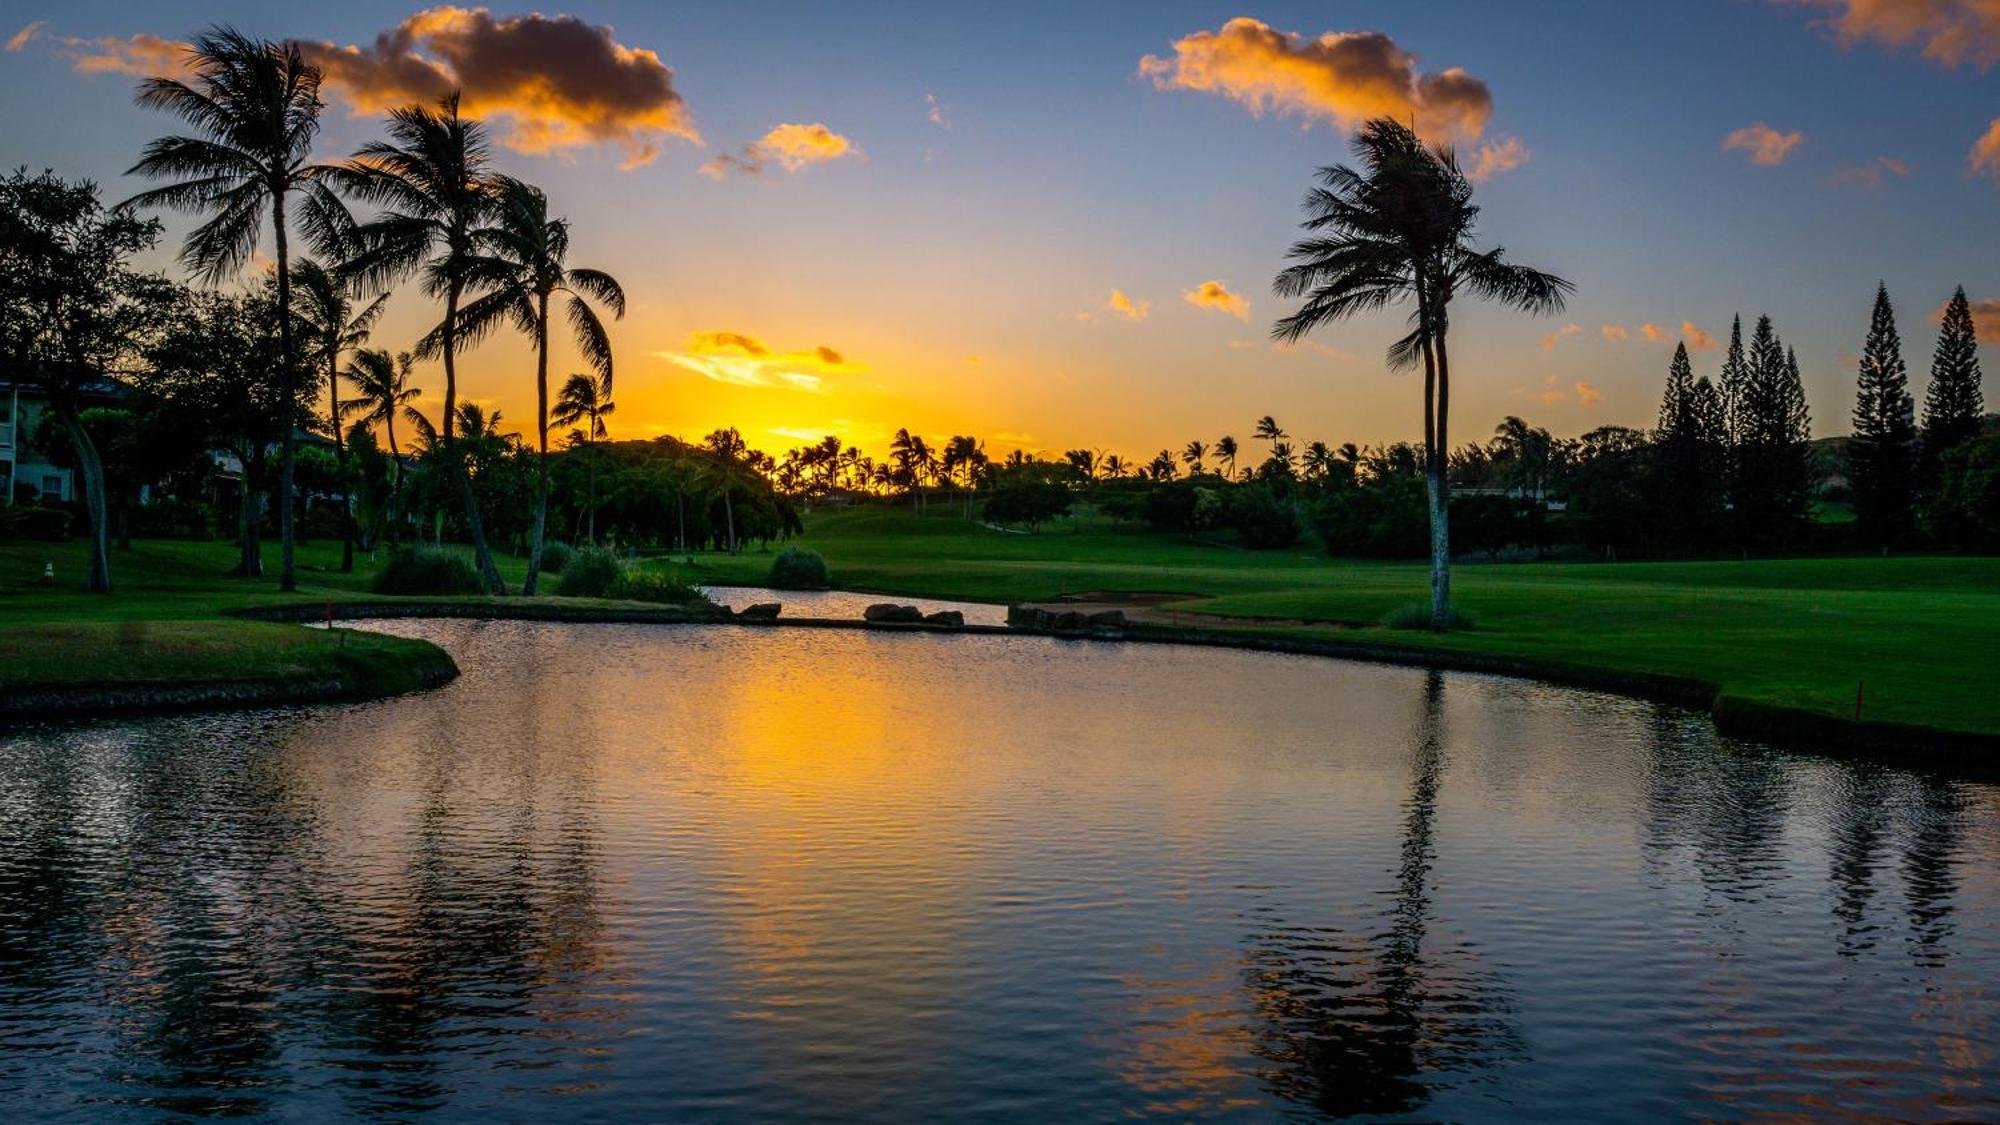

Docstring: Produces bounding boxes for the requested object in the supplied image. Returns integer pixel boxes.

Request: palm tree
[1102,453,1129,479]
[1181,439,1207,475]
[126,27,338,592]
[451,177,625,594]
[1255,415,1286,446]
[292,257,387,572]
[1274,118,1570,631]
[343,349,422,533]
[1216,434,1239,480]
[703,427,748,552]
[1302,440,1336,483]
[551,371,615,544]
[333,93,508,595]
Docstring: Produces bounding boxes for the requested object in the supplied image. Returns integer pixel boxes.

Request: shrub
[984,478,1072,530]
[1,506,71,542]
[1381,602,1474,631]
[371,546,484,596]
[129,497,219,541]
[613,568,710,605]
[767,546,830,589]
[538,540,576,574]
[1221,483,1301,549]
[554,547,623,598]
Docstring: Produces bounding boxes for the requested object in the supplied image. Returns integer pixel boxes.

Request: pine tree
[1655,342,1710,548]
[1719,314,1749,448]
[1848,283,1917,545]
[1923,286,1985,483]
[1690,373,1729,545]
[1733,316,1813,549]
[1779,346,1815,529]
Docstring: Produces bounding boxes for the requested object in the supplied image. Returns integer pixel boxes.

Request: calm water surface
[1,620,1996,1121]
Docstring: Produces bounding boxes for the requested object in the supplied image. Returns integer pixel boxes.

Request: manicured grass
[3,517,1995,742]
[0,538,487,694]
[667,506,2000,739]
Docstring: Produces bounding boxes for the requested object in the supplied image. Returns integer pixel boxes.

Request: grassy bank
[3,516,1995,748]
[667,507,2000,741]
[0,539,467,709]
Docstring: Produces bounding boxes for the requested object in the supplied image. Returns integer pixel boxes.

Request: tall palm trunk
[523,293,552,595]
[272,189,299,592]
[1428,322,1454,633]
[585,436,598,544]
[442,274,506,595]
[384,411,403,544]
[327,346,353,572]
[723,486,737,553]
[235,449,265,578]
[59,402,113,592]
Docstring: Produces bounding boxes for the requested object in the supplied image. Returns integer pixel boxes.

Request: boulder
[863,603,925,624]
[736,602,782,622]
[1050,610,1090,631]
[1006,605,1049,629]
[923,610,964,627]
[1086,609,1128,628]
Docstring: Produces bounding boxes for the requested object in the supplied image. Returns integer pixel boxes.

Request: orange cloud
[1723,121,1804,165]
[1138,17,1493,140]
[925,92,950,129]
[1183,279,1250,320]
[1786,0,2000,69]
[1601,323,1630,342]
[1681,320,1718,351]
[662,330,859,392]
[701,121,857,178]
[1541,322,1581,351]
[1830,155,1911,187]
[1106,289,1150,320]
[1575,381,1601,406]
[6,21,47,52]
[1641,323,1665,341]
[56,32,189,76]
[295,6,698,168]
[1971,118,2000,181]
[1538,375,1566,404]
[1469,136,1530,181]
[1932,295,2000,343]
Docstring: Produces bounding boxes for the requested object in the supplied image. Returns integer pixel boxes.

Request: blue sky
[2,1,1995,456]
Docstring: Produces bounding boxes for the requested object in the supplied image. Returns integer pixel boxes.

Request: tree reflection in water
[1239,672,1519,1117]
[0,707,618,1117]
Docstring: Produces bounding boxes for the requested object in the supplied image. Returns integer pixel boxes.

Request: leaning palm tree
[1215,434,1239,480]
[1274,118,1570,631]
[551,371,615,545]
[292,257,387,572]
[448,177,625,593]
[332,93,507,595]
[343,349,422,534]
[126,26,338,592]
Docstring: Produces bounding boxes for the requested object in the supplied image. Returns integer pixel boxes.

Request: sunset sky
[4,1,1997,460]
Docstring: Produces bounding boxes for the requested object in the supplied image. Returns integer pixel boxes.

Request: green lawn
[669,507,2000,739]
[0,539,477,691]
[2,515,1995,741]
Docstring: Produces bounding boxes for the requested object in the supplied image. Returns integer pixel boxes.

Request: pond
[1,620,1996,1120]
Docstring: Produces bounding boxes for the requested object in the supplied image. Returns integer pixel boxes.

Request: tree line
[2,29,638,595]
